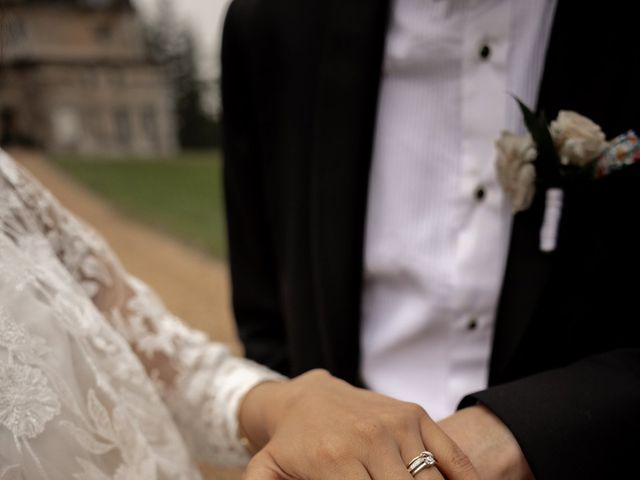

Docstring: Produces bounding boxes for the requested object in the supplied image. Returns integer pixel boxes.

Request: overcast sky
[132,0,232,77]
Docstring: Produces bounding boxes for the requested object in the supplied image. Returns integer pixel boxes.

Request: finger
[415,466,447,480]
[396,428,445,480]
[418,415,478,480]
[243,450,291,480]
[363,438,413,480]
[253,446,374,480]
[356,404,446,480]
[361,430,442,480]
[329,461,372,480]
[366,448,445,480]
[398,417,430,467]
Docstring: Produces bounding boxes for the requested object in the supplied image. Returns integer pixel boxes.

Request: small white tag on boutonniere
[496,99,613,253]
[540,188,563,252]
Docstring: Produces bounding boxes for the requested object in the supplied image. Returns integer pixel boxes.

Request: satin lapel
[308,0,390,382]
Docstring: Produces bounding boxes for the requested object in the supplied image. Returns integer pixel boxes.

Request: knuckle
[377,410,398,426]
[307,368,331,379]
[296,369,331,388]
[404,401,430,420]
[379,410,411,436]
[353,417,386,441]
[294,369,336,397]
[315,436,350,463]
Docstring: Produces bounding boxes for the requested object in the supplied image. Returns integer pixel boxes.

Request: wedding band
[406,451,437,476]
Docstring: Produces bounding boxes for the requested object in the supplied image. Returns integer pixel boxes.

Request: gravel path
[10,149,244,480]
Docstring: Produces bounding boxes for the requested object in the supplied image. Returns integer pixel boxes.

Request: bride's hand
[239,369,478,480]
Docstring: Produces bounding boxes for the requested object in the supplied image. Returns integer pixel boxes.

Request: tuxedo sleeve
[461,349,640,479]
[221,2,290,375]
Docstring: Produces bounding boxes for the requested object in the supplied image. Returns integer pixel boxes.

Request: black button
[467,318,478,331]
[474,186,486,201]
[479,44,491,60]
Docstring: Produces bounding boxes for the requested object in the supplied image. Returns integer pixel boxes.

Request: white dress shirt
[361,0,557,420]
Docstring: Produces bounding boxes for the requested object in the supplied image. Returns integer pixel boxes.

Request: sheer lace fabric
[0,150,282,479]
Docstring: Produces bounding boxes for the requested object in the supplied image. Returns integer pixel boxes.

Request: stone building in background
[0,0,177,156]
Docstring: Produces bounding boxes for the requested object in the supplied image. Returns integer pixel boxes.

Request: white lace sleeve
[0,151,284,467]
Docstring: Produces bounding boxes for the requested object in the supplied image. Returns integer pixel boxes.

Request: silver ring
[406,451,437,476]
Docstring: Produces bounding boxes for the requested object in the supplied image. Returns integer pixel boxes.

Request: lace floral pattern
[0,362,60,439]
[0,150,283,479]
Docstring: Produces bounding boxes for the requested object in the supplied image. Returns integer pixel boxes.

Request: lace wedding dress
[0,150,282,479]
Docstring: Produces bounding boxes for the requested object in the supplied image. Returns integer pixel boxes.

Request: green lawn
[51,151,227,258]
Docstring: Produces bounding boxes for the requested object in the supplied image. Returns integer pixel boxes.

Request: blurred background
[0,0,239,478]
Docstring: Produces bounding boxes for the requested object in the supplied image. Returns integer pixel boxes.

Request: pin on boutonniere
[496,99,640,252]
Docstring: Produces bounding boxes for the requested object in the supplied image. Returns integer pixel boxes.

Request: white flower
[0,363,61,438]
[495,130,537,212]
[550,110,608,166]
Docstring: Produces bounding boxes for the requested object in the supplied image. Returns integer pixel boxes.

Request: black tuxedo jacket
[221,1,640,477]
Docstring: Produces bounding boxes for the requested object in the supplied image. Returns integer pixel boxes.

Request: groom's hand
[438,406,535,480]
[239,369,479,480]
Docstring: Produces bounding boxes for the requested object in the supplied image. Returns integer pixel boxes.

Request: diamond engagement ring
[406,451,437,476]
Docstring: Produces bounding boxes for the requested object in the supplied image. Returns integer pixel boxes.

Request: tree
[143,0,220,149]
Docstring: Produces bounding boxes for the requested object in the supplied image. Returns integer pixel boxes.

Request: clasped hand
[239,369,479,480]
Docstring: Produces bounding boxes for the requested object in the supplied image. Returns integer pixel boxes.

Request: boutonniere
[496,99,640,252]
